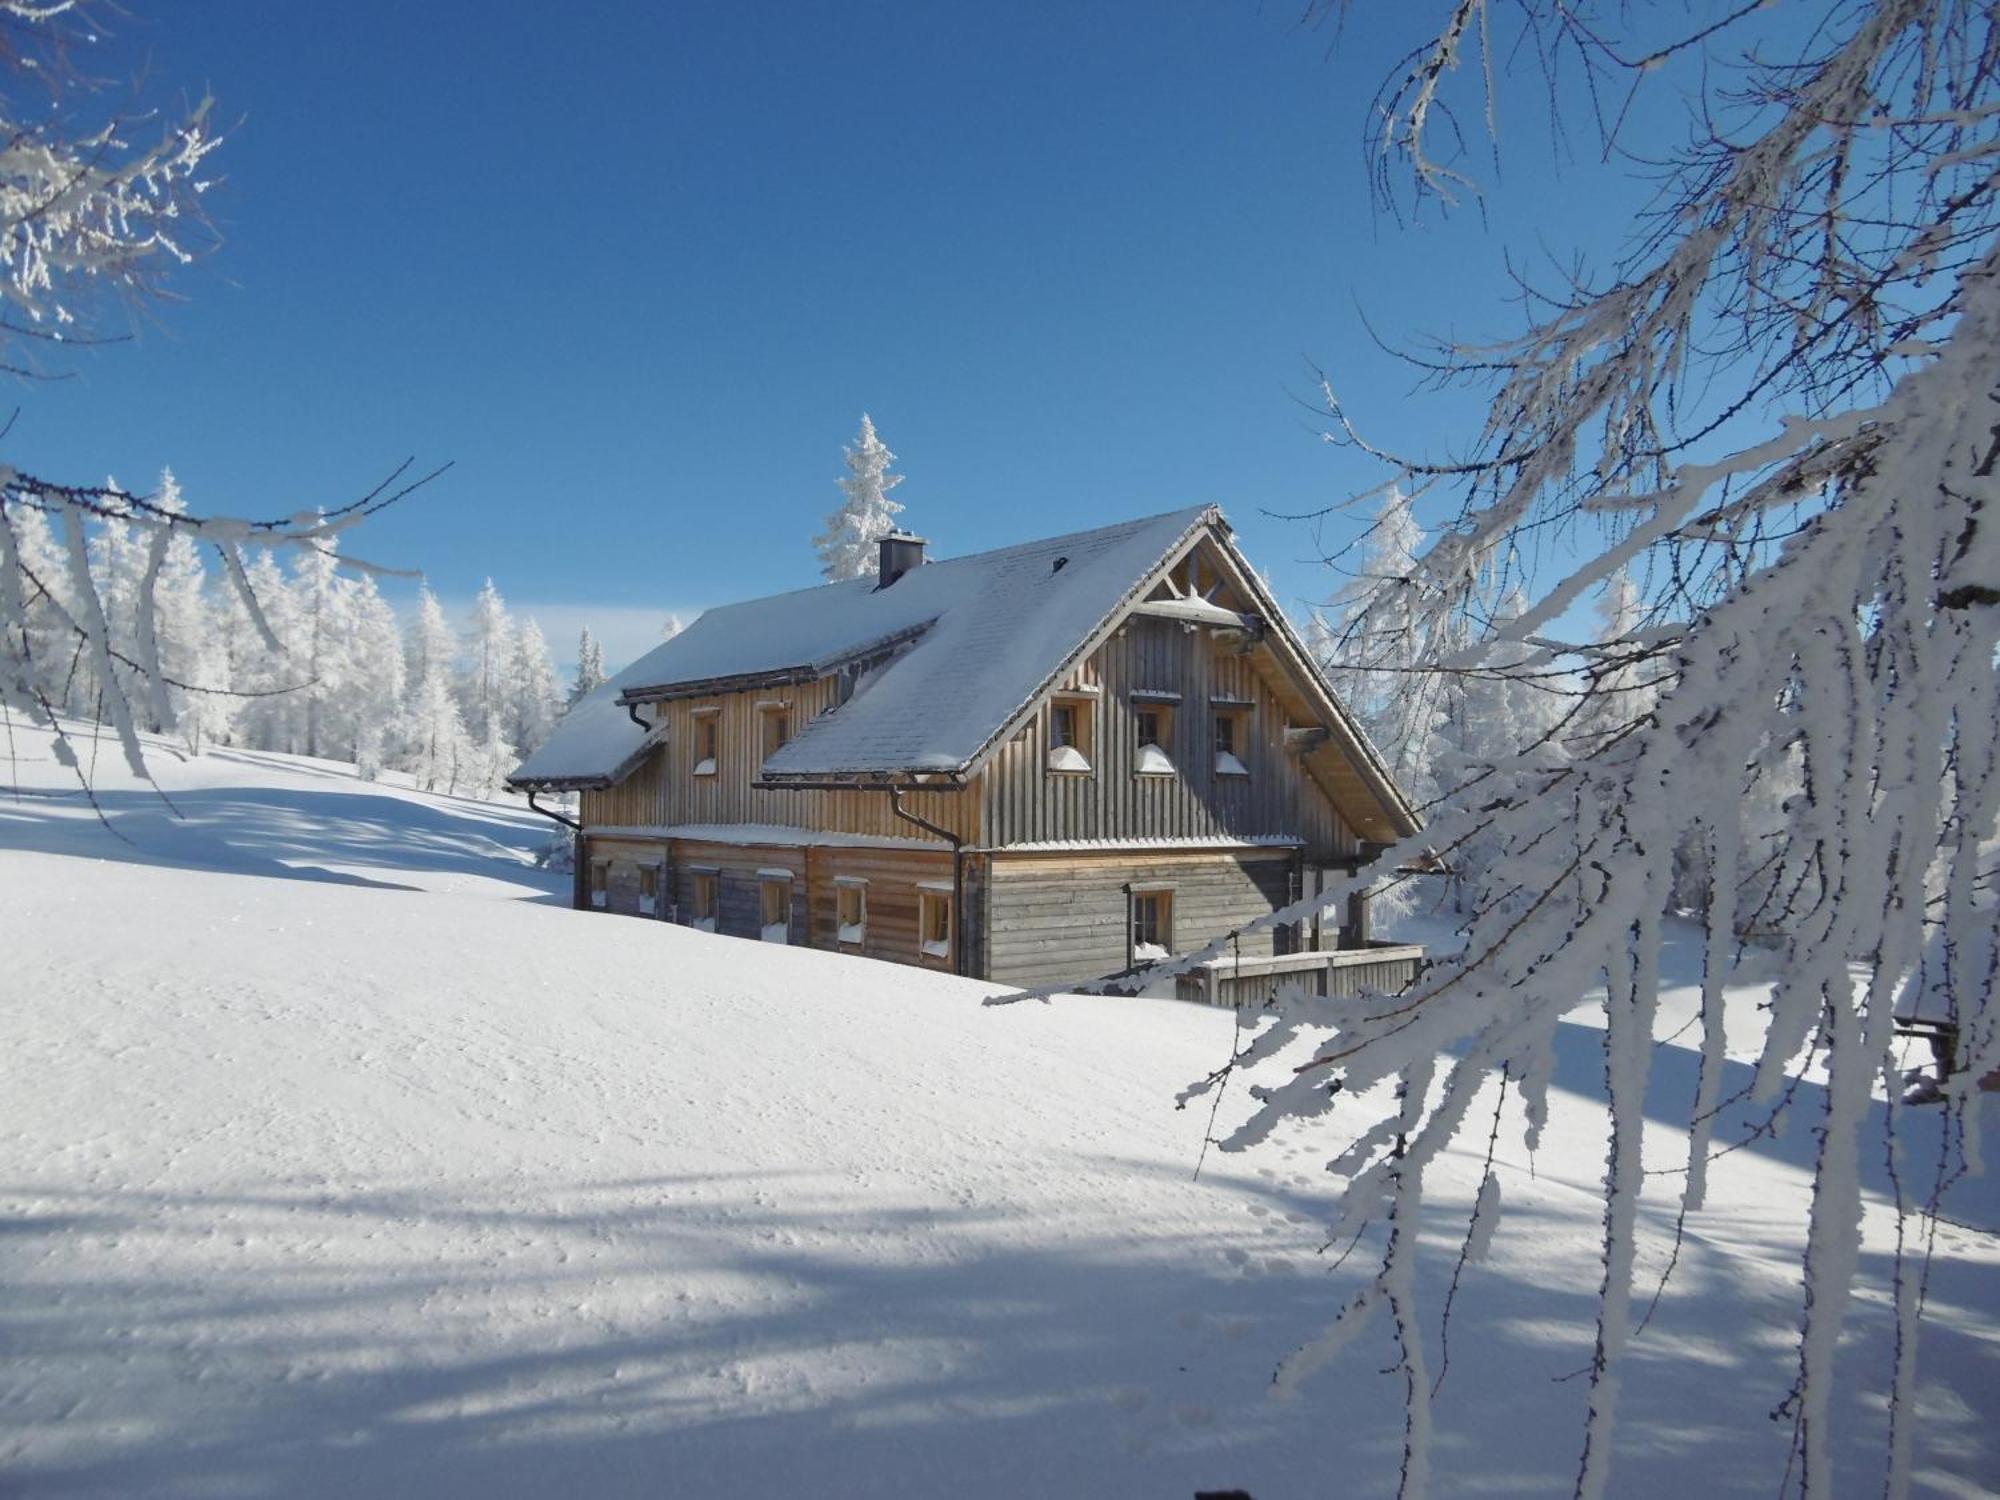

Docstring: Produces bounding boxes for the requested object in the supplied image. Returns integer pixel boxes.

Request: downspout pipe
[524,788,581,832]
[887,785,968,979]
[625,702,650,732]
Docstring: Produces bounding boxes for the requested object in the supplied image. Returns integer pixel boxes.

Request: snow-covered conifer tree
[504,617,562,756]
[813,414,906,581]
[459,579,513,745]
[569,626,607,706]
[401,588,473,793]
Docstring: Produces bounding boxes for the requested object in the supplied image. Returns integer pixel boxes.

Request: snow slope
[1,726,1994,1498]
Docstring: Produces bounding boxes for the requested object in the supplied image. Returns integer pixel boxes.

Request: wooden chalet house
[508,506,1425,1002]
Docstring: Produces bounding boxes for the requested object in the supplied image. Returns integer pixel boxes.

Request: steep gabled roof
[508,506,1213,790]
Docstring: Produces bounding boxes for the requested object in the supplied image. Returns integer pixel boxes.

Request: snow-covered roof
[510,507,1213,788]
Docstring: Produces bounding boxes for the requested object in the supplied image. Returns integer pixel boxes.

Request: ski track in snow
[1,726,1994,1498]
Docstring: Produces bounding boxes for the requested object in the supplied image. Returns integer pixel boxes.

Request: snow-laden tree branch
[1270,6,1997,1495]
[0,4,445,790]
[1003,6,1999,1496]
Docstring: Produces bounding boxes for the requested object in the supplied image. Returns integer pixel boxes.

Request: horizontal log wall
[572,834,965,973]
[670,839,806,943]
[581,835,670,918]
[803,844,957,971]
[978,614,1357,859]
[984,849,1295,991]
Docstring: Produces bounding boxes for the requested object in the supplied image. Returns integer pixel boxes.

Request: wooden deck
[1174,943,1426,1007]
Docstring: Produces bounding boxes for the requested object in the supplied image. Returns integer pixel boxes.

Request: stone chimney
[876,530,928,588]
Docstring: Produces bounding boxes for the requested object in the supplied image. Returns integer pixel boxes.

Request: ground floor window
[918,885,953,963]
[638,864,660,916]
[1131,888,1173,963]
[760,874,792,943]
[688,869,718,932]
[836,878,867,946]
[589,860,609,909]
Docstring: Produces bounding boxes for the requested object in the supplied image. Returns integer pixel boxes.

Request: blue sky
[13,2,1690,669]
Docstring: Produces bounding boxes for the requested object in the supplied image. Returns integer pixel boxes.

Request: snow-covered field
[2,724,1994,1498]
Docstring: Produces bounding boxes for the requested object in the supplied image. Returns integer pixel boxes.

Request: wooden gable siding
[983,849,1295,990]
[977,614,1359,859]
[578,675,976,843]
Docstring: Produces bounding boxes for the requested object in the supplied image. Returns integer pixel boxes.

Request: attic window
[1214,707,1250,777]
[1047,696,1094,773]
[1134,703,1175,776]
[692,708,720,776]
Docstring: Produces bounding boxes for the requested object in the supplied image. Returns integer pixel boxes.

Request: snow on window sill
[589,892,607,908]
[1132,941,1170,962]
[921,938,951,959]
[1134,744,1175,775]
[838,922,865,945]
[692,758,717,777]
[1215,751,1249,777]
[762,922,790,944]
[690,916,715,933]
[1046,744,1092,773]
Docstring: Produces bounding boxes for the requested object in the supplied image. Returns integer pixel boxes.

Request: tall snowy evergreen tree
[813,414,906,581]
[569,626,607,706]
[504,617,563,756]
[1315,486,1450,803]
[459,579,513,745]
[401,587,474,794]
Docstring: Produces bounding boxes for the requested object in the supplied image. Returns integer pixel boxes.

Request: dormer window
[1214,707,1250,777]
[692,708,720,776]
[1047,696,1094,773]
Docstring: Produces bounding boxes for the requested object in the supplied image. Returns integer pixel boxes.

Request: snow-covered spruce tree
[1174,5,1998,1497]
[814,413,906,581]
[569,625,607,707]
[458,577,512,746]
[400,586,474,794]
[504,616,563,757]
[0,3,436,784]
